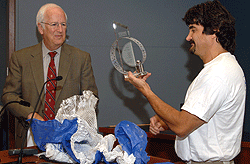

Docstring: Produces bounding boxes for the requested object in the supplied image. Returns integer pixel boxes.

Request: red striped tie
[44,51,57,121]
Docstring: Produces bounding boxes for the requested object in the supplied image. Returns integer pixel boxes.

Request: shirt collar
[42,41,62,58]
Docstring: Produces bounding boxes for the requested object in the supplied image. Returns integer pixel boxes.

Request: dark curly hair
[183,0,236,54]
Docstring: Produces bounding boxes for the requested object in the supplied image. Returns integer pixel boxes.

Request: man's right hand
[124,71,152,96]
[27,112,44,121]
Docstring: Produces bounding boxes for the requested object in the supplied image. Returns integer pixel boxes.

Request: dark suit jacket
[1,42,98,148]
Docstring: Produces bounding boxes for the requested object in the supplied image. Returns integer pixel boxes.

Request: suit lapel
[56,44,72,101]
[29,43,44,95]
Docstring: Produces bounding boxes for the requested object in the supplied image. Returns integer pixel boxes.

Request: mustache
[189,40,195,45]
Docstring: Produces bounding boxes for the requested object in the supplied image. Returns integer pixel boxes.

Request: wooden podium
[0,147,46,163]
[0,146,171,164]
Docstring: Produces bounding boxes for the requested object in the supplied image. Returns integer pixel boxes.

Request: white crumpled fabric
[44,90,135,164]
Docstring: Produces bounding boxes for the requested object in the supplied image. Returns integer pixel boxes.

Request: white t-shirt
[175,52,246,162]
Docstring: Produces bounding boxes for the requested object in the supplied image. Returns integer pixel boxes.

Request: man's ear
[212,33,217,40]
[37,23,44,35]
[212,30,219,42]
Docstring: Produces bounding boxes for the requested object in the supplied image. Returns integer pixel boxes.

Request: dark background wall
[0,0,249,150]
[14,0,205,129]
[221,0,250,141]
[0,0,7,150]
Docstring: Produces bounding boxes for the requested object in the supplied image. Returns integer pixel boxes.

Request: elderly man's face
[38,7,67,51]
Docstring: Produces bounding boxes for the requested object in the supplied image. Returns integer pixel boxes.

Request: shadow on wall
[36,28,42,43]
[109,68,150,123]
[242,131,250,142]
[181,40,203,82]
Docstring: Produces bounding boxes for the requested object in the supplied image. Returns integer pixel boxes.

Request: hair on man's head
[183,0,236,54]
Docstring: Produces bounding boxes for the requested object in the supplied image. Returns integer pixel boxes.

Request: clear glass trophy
[110,21,147,78]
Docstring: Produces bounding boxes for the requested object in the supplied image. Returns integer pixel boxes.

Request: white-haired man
[2,3,98,148]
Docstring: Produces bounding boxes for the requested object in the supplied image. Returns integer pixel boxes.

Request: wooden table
[0,146,172,163]
[99,125,250,164]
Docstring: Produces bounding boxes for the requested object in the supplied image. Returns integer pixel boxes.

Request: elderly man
[125,0,246,163]
[2,3,98,148]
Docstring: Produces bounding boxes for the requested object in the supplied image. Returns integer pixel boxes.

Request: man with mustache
[2,3,98,148]
[125,0,246,163]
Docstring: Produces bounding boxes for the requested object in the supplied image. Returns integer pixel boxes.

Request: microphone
[55,76,63,81]
[28,75,63,122]
[16,76,63,164]
[0,101,30,164]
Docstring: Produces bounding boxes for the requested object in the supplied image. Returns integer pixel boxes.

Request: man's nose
[186,33,192,41]
[56,24,64,32]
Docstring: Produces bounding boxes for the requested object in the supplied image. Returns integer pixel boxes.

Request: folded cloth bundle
[29,91,150,164]
[115,120,150,164]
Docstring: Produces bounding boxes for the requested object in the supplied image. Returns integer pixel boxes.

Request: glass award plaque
[110,21,147,78]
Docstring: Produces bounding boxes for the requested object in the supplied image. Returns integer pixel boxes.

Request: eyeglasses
[41,22,69,28]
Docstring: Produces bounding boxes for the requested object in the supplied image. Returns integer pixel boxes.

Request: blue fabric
[115,120,150,164]
[29,118,80,163]
[30,119,150,164]
[94,151,116,164]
